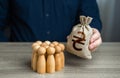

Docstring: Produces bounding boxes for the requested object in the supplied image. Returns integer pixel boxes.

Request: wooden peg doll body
[54,45,62,71]
[31,44,40,71]
[58,43,65,68]
[46,47,55,73]
[37,47,46,74]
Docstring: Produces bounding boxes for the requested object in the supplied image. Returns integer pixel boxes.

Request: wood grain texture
[0,42,120,78]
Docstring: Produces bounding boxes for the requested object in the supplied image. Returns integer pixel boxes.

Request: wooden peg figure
[46,47,55,73]
[49,43,55,47]
[60,51,65,68]
[58,43,65,68]
[31,45,40,71]
[37,47,46,74]
[41,42,48,47]
[52,41,59,46]
[45,41,51,45]
[36,41,42,45]
[58,43,65,51]
[32,42,39,49]
[55,45,62,71]
[31,41,65,74]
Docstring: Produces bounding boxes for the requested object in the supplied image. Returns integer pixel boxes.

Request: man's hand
[89,28,102,52]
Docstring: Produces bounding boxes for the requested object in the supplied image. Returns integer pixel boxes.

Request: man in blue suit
[0,0,102,51]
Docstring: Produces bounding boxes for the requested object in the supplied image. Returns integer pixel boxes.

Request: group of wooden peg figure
[31,41,65,74]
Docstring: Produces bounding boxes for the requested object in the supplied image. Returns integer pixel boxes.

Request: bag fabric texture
[66,16,93,59]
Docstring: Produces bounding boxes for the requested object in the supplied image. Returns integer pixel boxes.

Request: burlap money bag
[66,16,93,59]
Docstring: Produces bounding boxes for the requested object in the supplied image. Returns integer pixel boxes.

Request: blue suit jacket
[0,0,102,42]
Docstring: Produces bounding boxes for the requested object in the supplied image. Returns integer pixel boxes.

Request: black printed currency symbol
[72,31,86,51]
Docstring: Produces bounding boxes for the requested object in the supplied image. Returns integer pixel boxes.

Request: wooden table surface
[0,42,120,78]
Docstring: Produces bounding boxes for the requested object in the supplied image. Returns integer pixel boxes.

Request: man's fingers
[90,28,101,43]
[89,37,102,52]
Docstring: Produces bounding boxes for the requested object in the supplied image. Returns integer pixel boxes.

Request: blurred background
[97,0,120,42]
[4,0,120,42]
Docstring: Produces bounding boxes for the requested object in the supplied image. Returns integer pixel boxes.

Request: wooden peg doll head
[55,45,62,53]
[33,45,40,52]
[45,41,51,45]
[58,43,65,51]
[52,41,59,46]
[41,42,49,49]
[49,43,55,47]
[47,47,55,55]
[36,41,42,45]
[38,47,46,55]
[41,42,48,47]
[32,43,39,49]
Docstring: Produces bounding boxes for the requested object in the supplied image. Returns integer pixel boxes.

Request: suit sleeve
[79,0,102,32]
[0,0,9,41]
